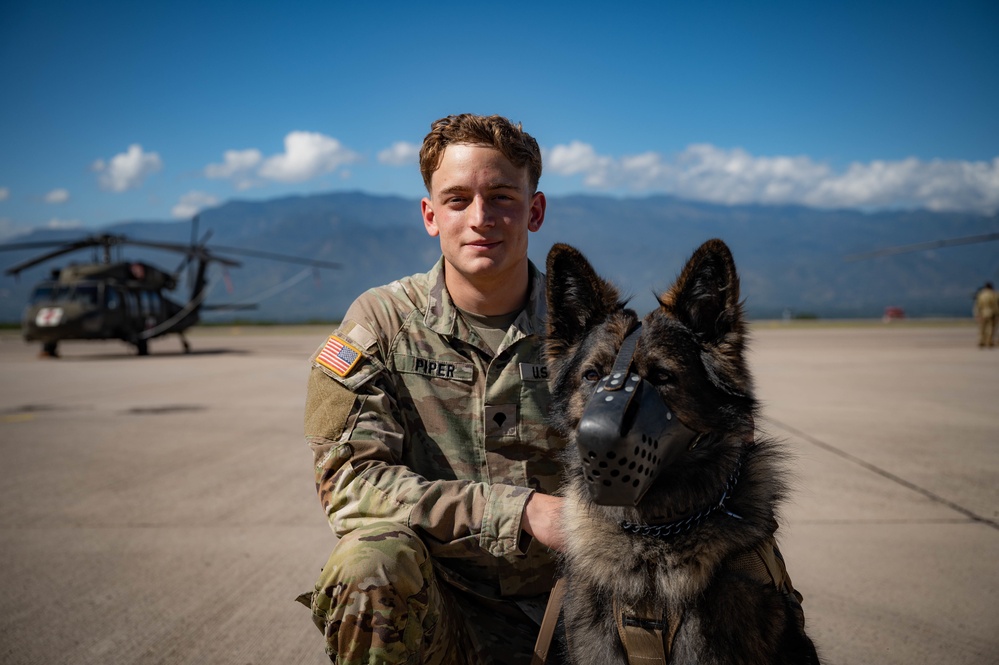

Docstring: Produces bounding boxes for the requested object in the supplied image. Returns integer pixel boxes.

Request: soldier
[974,281,998,347]
[301,114,566,664]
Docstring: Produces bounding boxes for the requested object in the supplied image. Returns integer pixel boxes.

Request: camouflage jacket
[305,258,564,599]
[975,287,998,318]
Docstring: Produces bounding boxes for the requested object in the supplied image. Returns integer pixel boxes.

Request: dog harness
[530,536,799,665]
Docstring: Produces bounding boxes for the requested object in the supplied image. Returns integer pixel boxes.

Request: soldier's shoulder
[338,270,433,352]
[349,272,430,322]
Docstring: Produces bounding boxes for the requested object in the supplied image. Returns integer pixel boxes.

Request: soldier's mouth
[468,240,501,251]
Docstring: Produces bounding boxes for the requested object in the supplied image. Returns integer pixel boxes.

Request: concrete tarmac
[0,322,996,665]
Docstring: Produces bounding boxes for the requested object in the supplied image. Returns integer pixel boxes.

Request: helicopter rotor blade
[174,230,216,276]
[204,244,341,269]
[844,232,999,261]
[113,238,242,267]
[3,239,100,275]
[0,239,89,252]
[3,231,334,278]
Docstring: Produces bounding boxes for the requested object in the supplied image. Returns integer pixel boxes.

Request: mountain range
[2,191,997,323]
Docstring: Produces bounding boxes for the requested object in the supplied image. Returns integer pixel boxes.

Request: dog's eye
[582,369,601,383]
[649,369,673,385]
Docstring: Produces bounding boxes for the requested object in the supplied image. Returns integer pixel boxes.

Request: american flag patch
[317,335,363,377]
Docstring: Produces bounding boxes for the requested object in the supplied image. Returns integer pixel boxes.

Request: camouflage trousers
[979,314,997,346]
[303,522,546,665]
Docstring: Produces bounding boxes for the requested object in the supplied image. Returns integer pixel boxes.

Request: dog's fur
[544,239,818,665]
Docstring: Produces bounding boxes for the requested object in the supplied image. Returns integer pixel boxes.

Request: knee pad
[317,521,431,603]
[310,523,440,661]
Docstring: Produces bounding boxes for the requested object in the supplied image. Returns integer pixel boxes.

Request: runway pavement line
[764,416,999,531]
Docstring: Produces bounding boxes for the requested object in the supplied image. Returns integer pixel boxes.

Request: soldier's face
[422,144,545,294]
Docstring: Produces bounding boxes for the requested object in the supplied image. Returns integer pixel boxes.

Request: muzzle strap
[605,324,643,391]
[577,321,698,506]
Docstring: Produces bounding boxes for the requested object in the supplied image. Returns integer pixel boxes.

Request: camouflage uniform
[974,285,998,347]
[303,257,564,664]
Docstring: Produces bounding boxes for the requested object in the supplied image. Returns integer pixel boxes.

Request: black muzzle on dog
[576,324,697,506]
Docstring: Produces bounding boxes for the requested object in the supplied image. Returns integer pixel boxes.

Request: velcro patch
[485,404,518,438]
[395,354,474,382]
[519,363,549,381]
[316,335,363,377]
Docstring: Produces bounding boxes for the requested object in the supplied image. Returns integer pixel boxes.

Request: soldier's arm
[305,308,534,559]
[306,367,533,559]
[521,492,566,551]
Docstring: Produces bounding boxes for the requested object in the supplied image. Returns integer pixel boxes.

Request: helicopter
[1,223,339,357]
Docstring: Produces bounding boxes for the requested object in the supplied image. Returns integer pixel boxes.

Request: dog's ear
[546,243,621,351]
[660,238,743,343]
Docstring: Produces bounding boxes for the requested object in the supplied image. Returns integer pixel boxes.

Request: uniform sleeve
[304,317,533,559]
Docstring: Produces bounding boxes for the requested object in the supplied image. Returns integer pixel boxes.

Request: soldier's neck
[444,264,529,316]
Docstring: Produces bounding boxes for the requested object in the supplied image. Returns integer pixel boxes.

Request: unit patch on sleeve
[317,335,363,377]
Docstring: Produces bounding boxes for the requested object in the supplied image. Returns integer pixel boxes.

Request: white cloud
[44,188,70,204]
[0,187,9,202]
[92,144,163,192]
[258,131,360,183]
[205,149,263,190]
[378,141,421,167]
[206,132,361,189]
[172,191,220,219]
[545,142,999,214]
[548,141,614,184]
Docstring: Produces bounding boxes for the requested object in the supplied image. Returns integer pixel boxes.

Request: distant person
[973,281,998,347]
[299,114,565,664]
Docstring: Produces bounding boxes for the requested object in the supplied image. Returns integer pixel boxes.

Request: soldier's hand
[522,493,565,552]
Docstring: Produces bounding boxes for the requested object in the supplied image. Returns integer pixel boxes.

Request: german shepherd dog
[543,239,819,664]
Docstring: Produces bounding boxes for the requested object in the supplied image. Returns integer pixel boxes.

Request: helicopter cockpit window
[29,284,56,304]
[29,282,99,305]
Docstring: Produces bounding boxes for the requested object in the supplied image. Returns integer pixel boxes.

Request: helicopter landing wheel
[135,338,149,356]
[181,335,191,354]
[40,341,59,358]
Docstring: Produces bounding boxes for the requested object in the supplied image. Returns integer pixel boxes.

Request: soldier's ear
[660,238,743,345]
[421,197,440,238]
[528,191,546,232]
[546,243,620,353]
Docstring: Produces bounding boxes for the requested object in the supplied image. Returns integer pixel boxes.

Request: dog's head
[545,239,755,506]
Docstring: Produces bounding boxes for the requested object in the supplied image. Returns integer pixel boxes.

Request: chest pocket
[516,359,564,494]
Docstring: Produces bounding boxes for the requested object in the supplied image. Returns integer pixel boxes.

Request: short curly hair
[419,114,543,193]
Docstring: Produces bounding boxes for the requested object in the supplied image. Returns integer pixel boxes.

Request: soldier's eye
[582,369,601,383]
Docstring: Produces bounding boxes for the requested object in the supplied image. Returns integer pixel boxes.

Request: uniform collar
[424,257,547,340]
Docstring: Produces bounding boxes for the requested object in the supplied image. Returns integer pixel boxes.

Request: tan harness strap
[531,577,567,665]
[535,537,796,664]
[613,594,683,664]
[726,535,802,601]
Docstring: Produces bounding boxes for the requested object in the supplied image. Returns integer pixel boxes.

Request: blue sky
[1,0,997,238]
